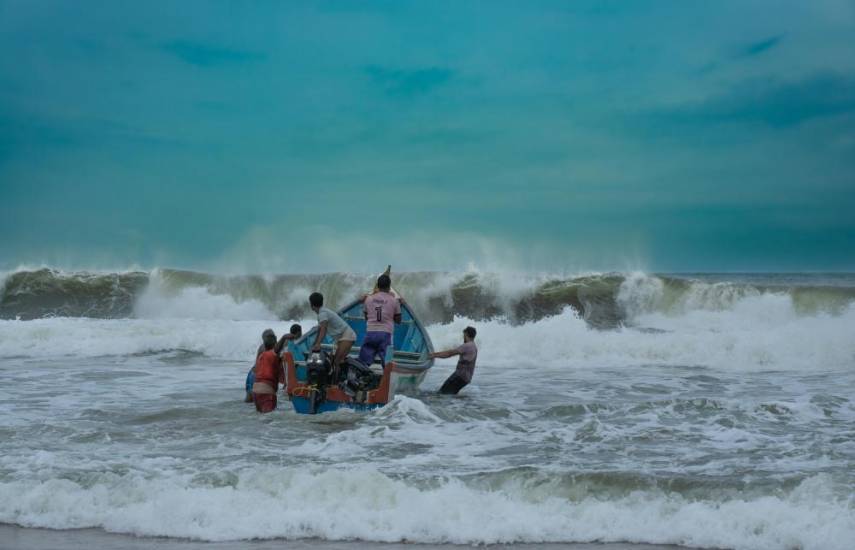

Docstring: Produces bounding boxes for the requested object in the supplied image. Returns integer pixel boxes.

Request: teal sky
[1,0,854,272]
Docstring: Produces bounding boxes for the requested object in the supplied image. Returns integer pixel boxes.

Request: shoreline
[0,525,690,550]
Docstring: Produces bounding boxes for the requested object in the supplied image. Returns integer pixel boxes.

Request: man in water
[309,292,356,370]
[359,274,402,367]
[245,324,302,403]
[251,329,283,413]
[430,326,478,395]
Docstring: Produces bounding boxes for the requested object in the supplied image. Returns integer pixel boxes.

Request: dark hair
[309,292,324,308]
[377,274,391,291]
[262,329,277,350]
[290,323,302,336]
[463,326,476,339]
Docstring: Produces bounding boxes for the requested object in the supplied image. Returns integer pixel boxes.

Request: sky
[1,0,854,273]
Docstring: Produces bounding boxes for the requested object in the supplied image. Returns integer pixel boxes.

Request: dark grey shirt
[454,342,478,383]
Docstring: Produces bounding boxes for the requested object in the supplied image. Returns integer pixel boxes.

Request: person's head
[289,323,302,338]
[377,274,391,292]
[463,326,476,342]
[262,328,277,350]
[309,292,324,312]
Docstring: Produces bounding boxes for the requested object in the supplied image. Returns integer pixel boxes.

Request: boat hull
[283,295,435,414]
[284,352,399,414]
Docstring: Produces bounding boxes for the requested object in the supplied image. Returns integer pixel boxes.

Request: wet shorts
[439,373,469,395]
[338,326,357,343]
[253,393,277,413]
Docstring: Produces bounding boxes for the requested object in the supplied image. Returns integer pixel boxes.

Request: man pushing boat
[431,326,478,395]
[245,325,302,405]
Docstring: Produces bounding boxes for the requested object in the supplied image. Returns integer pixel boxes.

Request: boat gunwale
[292,295,435,368]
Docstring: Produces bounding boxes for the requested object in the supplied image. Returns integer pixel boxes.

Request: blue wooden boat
[283,295,434,414]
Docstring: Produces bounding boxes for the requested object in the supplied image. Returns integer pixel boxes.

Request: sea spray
[2,268,855,327]
[2,300,854,371]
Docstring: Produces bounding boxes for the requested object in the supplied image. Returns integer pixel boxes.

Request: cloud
[653,72,855,127]
[161,40,266,67]
[738,35,784,58]
[364,65,455,98]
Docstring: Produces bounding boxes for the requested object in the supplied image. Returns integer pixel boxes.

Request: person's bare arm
[312,322,328,352]
[430,348,460,359]
[394,297,403,324]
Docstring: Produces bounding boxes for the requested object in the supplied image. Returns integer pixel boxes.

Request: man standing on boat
[309,292,356,370]
[431,326,478,395]
[359,274,402,367]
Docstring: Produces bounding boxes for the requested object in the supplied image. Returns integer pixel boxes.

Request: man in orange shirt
[245,325,301,403]
[252,329,283,413]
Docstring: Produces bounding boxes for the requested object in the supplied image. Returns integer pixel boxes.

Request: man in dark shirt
[431,326,478,395]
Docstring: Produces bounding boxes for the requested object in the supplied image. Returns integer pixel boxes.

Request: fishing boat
[283,292,435,414]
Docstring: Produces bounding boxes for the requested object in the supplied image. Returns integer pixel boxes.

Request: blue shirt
[245,367,255,394]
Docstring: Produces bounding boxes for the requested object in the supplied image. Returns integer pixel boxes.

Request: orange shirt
[255,350,283,386]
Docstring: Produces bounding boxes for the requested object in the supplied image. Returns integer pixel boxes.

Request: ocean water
[0,269,854,549]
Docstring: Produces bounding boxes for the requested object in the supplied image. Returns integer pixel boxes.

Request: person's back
[252,330,282,413]
[310,292,356,370]
[245,325,301,404]
[364,290,400,334]
[453,340,478,384]
[359,275,401,367]
[317,306,350,341]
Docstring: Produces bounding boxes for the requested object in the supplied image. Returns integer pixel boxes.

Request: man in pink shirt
[359,274,402,366]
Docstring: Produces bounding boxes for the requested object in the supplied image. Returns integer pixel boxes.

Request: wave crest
[0,468,851,548]
[3,268,854,326]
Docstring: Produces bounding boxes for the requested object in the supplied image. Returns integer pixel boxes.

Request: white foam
[0,318,285,360]
[3,292,854,371]
[428,299,855,371]
[618,273,776,318]
[134,284,277,321]
[0,469,851,549]
[616,271,667,317]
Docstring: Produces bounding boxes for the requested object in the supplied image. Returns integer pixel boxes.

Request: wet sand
[0,525,689,550]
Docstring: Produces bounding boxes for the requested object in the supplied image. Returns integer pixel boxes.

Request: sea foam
[2,294,854,372]
[0,468,851,549]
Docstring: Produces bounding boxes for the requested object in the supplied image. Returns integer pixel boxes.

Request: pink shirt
[364,292,401,334]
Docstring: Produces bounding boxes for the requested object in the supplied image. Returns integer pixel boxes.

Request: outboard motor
[305,351,332,414]
[340,358,382,400]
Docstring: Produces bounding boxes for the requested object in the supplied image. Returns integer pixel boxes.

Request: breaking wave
[2,267,855,327]
[1,298,854,373]
[0,467,851,549]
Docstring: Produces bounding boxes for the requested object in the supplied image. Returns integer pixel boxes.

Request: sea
[0,268,853,550]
